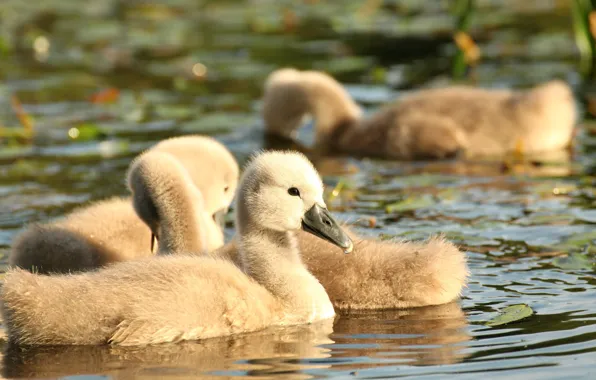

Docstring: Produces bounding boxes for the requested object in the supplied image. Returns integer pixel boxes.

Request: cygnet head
[262,68,362,143]
[127,150,213,253]
[237,151,353,253]
[262,68,308,139]
[151,135,239,229]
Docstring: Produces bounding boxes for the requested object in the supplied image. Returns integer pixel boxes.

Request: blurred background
[2,0,595,236]
[1,1,596,378]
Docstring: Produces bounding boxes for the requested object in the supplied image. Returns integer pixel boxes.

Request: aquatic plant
[451,0,478,79]
[571,0,596,78]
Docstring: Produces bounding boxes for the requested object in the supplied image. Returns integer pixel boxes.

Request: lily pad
[555,230,596,252]
[485,304,534,327]
[385,194,435,213]
[68,123,104,141]
[552,253,594,270]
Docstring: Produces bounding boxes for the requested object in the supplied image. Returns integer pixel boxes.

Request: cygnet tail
[1,269,115,345]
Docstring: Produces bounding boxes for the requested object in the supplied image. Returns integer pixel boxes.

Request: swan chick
[1,151,351,346]
[262,68,576,159]
[216,228,467,311]
[127,150,214,255]
[9,135,238,274]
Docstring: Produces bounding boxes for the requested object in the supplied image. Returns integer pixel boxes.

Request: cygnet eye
[288,187,300,197]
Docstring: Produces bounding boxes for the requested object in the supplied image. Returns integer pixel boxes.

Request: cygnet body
[9,135,238,274]
[128,147,468,310]
[1,151,352,346]
[215,229,467,310]
[11,136,467,311]
[262,68,576,159]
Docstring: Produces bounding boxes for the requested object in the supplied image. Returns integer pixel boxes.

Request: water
[1,1,595,378]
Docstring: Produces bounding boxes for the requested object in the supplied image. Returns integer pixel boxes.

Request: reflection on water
[1,0,596,378]
[1,303,469,379]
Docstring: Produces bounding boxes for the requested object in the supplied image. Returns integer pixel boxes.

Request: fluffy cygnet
[9,135,238,274]
[127,149,220,255]
[1,151,352,346]
[216,227,467,310]
[262,68,576,159]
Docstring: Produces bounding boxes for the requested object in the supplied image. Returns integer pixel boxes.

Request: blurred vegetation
[0,0,589,147]
[451,0,477,79]
[571,0,596,78]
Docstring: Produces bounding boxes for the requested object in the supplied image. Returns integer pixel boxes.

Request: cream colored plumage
[9,135,467,311]
[128,149,468,310]
[216,229,467,310]
[262,68,576,159]
[9,135,238,274]
[1,151,352,345]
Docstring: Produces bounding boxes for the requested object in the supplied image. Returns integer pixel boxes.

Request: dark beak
[151,232,158,253]
[301,204,353,254]
[213,207,228,231]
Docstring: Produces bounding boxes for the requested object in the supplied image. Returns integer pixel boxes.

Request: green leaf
[571,0,596,78]
[552,253,594,270]
[485,304,534,327]
[0,126,33,141]
[69,123,104,141]
[385,194,435,213]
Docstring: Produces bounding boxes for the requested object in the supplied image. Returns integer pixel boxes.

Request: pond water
[1,0,595,378]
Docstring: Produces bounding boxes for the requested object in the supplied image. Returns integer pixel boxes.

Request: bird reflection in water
[2,302,469,379]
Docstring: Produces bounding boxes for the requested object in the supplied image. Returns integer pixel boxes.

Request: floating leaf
[485,304,534,327]
[98,140,131,158]
[0,35,11,56]
[371,66,387,84]
[0,126,33,141]
[7,159,39,178]
[154,104,198,120]
[313,57,374,76]
[552,253,594,270]
[515,213,576,226]
[179,113,254,134]
[68,123,104,141]
[555,230,596,252]
[385,194,435,213]
[573,209,596,223]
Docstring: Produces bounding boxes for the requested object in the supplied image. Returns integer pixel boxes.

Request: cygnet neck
[236,198,306,300]
[301,72,362,145]
[129,152,207,255]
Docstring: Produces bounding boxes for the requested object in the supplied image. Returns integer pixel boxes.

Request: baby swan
[128,151,466,311]
[127,149,217,255]
[1,151,352,346]
[262,68,576,159]
[9,135,238,274]
[216,229,467,310]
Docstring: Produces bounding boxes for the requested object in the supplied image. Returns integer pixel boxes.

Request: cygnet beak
[301,204,353,254]
[213,207,228,231]
[150,232,158,254]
